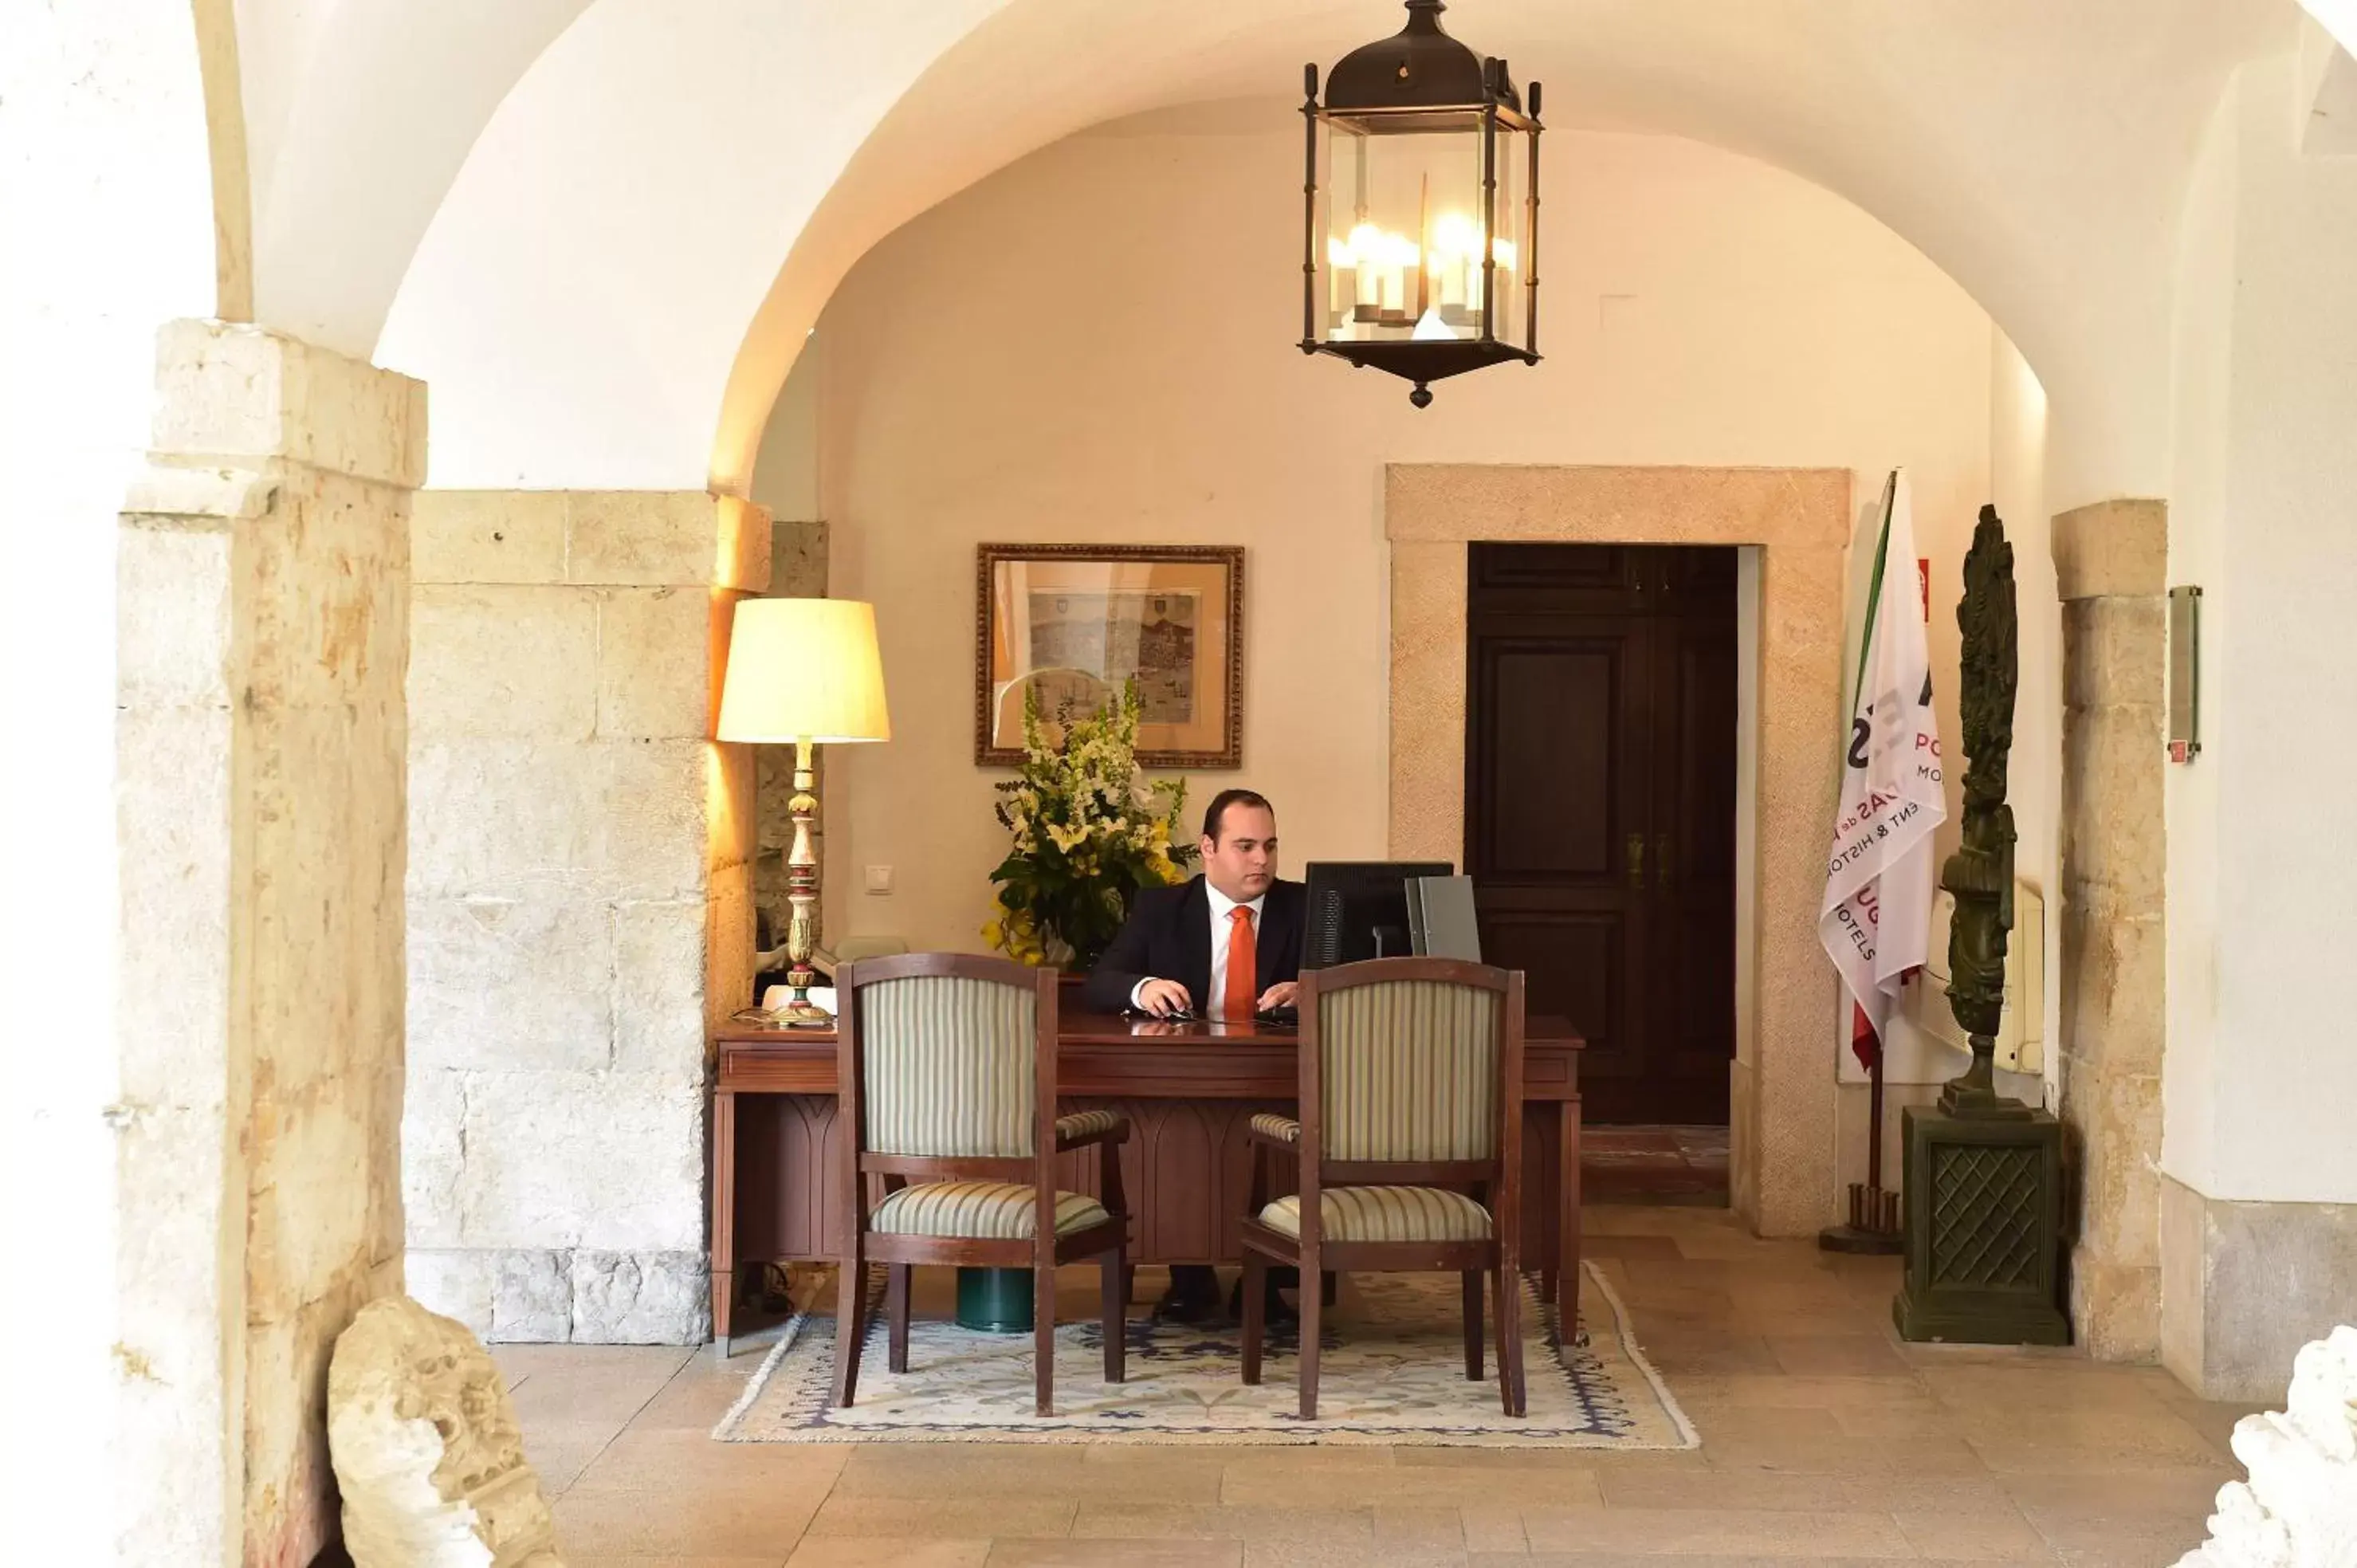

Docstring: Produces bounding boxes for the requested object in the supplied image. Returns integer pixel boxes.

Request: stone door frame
[1384,464,1851,1234]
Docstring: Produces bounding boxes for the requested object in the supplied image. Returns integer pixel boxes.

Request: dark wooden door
[1465,543,1738,1124]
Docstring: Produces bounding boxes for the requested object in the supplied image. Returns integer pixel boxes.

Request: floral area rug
[713,1262,1696,1448]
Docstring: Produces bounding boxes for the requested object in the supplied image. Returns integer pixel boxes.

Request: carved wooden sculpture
[1939,504,2029,1119]
[1895,502,2068,1345]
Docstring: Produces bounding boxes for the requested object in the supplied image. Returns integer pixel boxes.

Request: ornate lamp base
[776,737,831,1032]
[1893,1102,2070,1345]
[772,996,834,1029]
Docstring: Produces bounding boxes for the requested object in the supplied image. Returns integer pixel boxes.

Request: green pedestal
[956,1267,1034,1334]
[1893,1102,2071,1345]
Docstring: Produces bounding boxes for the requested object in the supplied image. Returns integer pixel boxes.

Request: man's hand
[1255,980,1300,1012]
[1136,977,1194,1017]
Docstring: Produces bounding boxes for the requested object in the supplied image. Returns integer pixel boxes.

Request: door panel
[1480,910,1625,1072]
[1651,575,1739,1121]
[1479,644,1619,877]
[1465,542,1738,1126]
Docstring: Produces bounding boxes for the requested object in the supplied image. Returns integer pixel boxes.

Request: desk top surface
[715,1009,1583,1049]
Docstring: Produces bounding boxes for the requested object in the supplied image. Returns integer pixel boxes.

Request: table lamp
[716,597,891,1026]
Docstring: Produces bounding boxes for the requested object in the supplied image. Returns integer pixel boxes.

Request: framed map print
[974,544,1244,768]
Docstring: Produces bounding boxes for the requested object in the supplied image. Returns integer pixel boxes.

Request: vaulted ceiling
[231,0,2327,495]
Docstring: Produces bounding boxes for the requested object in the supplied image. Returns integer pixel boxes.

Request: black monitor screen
[1300,861,1454,969]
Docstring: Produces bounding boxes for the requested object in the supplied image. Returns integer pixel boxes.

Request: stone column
[404,490,767,1343]
[2051,498,2167,1360]
[116,321,422,1566]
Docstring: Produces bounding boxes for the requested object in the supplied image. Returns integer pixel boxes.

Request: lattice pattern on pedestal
[1927,1144,2041,1287]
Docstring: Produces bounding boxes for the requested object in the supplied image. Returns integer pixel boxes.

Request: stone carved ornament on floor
[2175,1325,2357,1568]
[328,1295,565,1567]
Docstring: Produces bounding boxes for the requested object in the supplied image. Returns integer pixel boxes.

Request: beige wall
[805,112,2005,960]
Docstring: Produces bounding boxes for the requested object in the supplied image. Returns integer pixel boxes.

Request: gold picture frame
[974,543,1244,769]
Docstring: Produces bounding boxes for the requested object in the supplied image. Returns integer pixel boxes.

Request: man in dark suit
[1085,789,1306,1322]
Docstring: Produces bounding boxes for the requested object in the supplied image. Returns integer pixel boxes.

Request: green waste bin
[955,1267,1034,1333]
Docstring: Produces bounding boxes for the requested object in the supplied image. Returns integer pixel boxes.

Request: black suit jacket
[1082,875,1306,1014]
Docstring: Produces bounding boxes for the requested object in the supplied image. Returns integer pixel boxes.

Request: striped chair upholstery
[1259,1187,1493,1244]
[1319,979,1501,1161]
[1248,1112,1302,1144]
[871,1181,1110,1240]
[1053,1109,1122,1142]
[860,975,1036,1157]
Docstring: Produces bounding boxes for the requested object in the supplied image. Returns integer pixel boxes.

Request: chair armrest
[1055,1109,1128,1150]
[1246,1113,1302,1148]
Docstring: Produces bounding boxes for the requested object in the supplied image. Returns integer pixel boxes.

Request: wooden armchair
[1239,957,1526,1419]
[831,953,1129,1417]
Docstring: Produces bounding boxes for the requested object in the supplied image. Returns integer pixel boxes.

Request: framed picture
[975,543,1244,769]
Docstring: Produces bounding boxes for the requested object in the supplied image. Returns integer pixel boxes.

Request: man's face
[1200,804,1278,903]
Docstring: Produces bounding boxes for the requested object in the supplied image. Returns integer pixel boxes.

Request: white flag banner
[1820,470,1946,1061]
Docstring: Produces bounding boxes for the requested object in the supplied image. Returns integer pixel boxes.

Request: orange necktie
[1224,905,1257,1019]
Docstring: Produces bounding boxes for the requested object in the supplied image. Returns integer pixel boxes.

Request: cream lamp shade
[717,598,891,744]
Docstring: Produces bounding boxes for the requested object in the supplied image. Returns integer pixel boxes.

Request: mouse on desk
[1255,1004,1298,1027]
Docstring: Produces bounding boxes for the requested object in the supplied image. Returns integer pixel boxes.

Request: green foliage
[981,682,1196,969]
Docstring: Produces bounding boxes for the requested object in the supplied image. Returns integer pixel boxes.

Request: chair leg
[1297,1256,1321,1421]
[1033,1257,1056,1417]
[1102,1243,1126,1385]
[1239,1251,1266,1385]
[831,1241,867,1409]
[886,1263,911,1373]
[1495,1260,1526,1417]
[1462,1268,1484,1381]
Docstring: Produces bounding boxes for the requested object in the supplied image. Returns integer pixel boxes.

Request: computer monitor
[1407,874,1483,961]
[1300,861,1454,969]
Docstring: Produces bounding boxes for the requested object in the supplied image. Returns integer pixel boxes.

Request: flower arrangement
[981,682,1197,969]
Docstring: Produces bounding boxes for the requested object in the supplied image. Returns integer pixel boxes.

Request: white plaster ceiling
[234,0,594,355]
[278,0,2313,496]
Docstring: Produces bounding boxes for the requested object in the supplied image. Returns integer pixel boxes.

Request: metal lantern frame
[1300,0,1543,407]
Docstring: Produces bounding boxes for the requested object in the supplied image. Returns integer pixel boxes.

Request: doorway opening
[1463,542,1738,1203]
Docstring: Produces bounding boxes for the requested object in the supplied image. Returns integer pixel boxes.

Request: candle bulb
[1349,222,1381,323]
[1415,171,1432,320]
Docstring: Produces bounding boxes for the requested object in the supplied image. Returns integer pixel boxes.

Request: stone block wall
[116,322,421,1566]
[404,489,768,1343]
[2163,1178,2357,1400]
[2051,498,2168,1360]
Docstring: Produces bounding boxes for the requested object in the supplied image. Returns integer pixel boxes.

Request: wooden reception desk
[709,1008,1585,1350]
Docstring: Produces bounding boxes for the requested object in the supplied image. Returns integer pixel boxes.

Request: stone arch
[347,0,2285,509]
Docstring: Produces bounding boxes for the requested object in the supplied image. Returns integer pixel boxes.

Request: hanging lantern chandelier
[1300,0,1542,407]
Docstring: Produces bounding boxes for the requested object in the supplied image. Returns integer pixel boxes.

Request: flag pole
[1820,1007,1903,1254]
[1819,466,1911,1256]
[1868,1045,1885,1197]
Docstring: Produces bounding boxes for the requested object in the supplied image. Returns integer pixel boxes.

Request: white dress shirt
[1132,882,1267,1012]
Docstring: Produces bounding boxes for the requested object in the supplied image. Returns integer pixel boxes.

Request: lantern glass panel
[1315,112,1501,346]
[1487,121,1529,353]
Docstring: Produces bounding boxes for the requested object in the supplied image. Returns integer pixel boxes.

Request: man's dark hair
[1202,788,1274,844]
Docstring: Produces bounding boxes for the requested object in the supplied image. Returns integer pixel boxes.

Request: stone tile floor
[498,1206,2256,1567]
[1581,1128,1733,1204]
